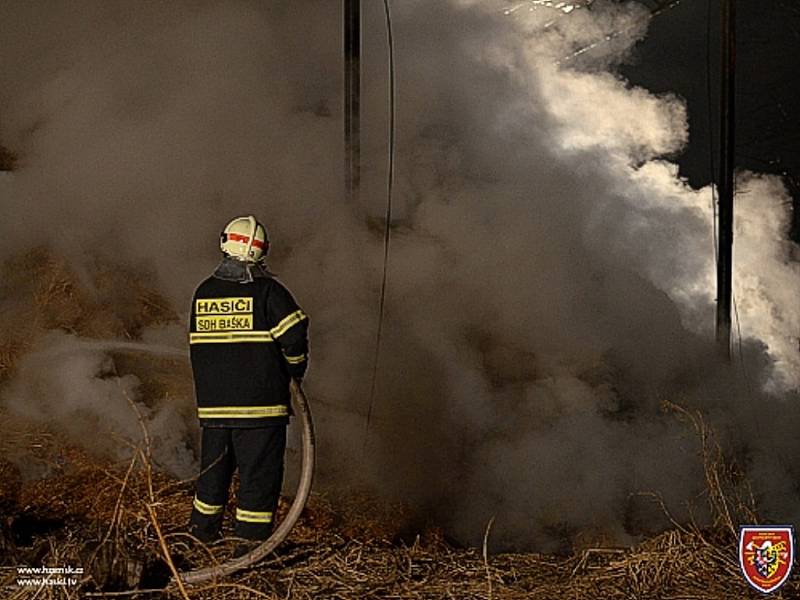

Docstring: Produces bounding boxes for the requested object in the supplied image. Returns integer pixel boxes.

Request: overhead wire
[706,0,754,394]
[706,0,718,267]
[363,0,396,450]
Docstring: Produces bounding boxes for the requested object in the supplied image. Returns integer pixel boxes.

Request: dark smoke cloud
[1,0,798,550]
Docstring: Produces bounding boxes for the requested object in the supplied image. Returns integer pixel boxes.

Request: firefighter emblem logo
[739,525,794,593]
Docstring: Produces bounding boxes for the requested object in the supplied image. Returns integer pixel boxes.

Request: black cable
[363,0,396,450]
[706,0,718,266]
[707,0,754,394]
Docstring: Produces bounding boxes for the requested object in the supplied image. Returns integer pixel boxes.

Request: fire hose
[76,341,316,586]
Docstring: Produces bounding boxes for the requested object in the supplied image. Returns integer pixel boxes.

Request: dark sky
[616,0,800,239]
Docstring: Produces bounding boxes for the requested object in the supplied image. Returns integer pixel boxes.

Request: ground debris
[1,425,795,600]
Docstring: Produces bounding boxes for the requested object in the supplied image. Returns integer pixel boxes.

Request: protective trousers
[189,425,286,542]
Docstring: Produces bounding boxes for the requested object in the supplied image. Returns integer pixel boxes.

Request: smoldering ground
[0,0,798,552]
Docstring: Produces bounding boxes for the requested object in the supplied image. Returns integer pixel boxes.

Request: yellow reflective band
[235,508,273,523]
[189,331,274,344]
[193,496,224,515]
[197,405,289,418]
[269,309,307,339]
[283,352,307,365]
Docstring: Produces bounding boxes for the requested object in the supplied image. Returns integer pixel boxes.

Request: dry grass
[0,248,177,382]
[1,406,797,600]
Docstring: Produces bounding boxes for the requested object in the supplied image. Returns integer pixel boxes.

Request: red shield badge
[739,525,794,593]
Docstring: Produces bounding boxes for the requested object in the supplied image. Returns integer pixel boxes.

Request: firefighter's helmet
[220,215,269,262]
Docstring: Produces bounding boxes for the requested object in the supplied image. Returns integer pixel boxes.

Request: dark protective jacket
[189,271,308,427]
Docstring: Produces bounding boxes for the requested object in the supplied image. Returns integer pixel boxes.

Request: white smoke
[2,331,196,479]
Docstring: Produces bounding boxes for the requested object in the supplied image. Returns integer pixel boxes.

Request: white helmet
[220,215,269,262]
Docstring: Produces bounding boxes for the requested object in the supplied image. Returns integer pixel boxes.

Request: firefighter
[187,215,308,555]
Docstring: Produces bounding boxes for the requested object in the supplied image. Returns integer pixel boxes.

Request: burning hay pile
[0,251,797,599]
[0,248,178,385]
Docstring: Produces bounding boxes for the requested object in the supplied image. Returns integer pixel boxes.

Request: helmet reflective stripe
[227,232,265,249]
[220,215,269,262]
